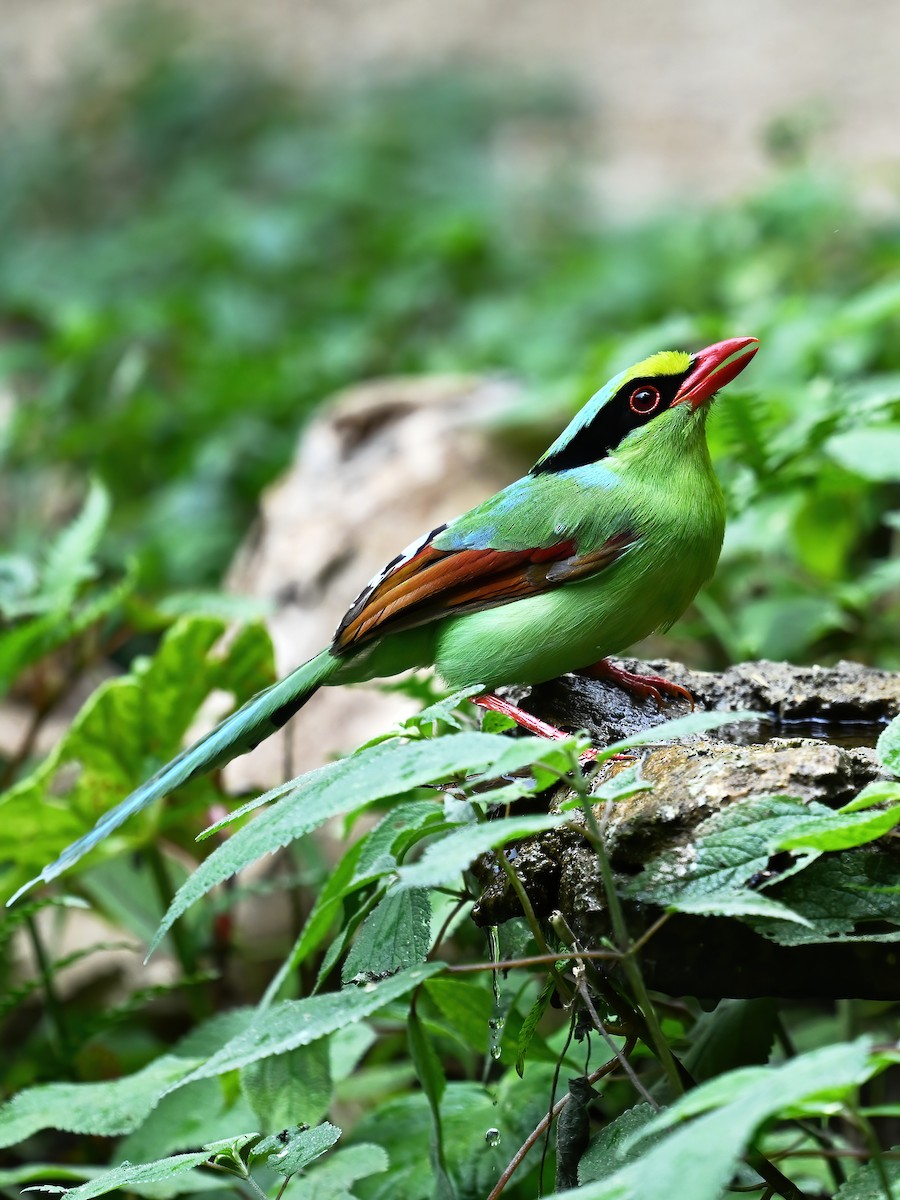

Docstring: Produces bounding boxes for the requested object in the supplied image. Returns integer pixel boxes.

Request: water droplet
[484,1127,501,1147]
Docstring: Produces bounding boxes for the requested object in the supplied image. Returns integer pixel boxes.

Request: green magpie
[9,336,758,903]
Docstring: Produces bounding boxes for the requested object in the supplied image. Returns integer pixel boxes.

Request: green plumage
[10,340,756,901]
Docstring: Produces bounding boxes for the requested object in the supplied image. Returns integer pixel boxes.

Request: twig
[485,1043,634,1200]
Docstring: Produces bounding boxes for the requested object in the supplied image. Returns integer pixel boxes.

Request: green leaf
[395,812,569,891]
[241,1040,332,1130]
[150,731,568,955]
[1,615,275,896]
[298,1143,390,1198]
[841,780,900,813]
[0,1054,203,1149]
[878,715,900,775]
[627,794,823,909]
[250,1121,342,1176]
[601,709,761,758]
[342,886,432,983]
[670,892,811,925]
[834,1154,900,1199]
[752,849,900,945]
[20,1148,219,1199]
[558,1039,878,1200]
[578,1104,658,1183]
[170,963,444,1088]
[424,977,494,1057]
[40,479,111,608]
[825,427,900,481]
[777,804,900,853]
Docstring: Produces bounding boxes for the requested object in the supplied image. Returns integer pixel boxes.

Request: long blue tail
[8,648,339,904]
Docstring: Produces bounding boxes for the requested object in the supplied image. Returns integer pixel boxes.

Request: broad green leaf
[299,1143,390,1198]
[670,892,811,926]
[878,715,900,775]
[170,963,444,1088]
[826,428,900,481]
[150,732,566,955]
[578,1104,658,1183]
[250,1121,342,1176]
[342,887,432,982]
[601,709,761,758]
[834,1155,900,1199]
[627,794,824,908]
[117,1077,258,1167]
[751,849,900,945]
[20,1148,218,1199]
[777,804,900,852]
[1,616,275,896]
[424,978,495,1057]
[395,812,569,890]
[241,1040,332,1130]
[0,1054,202,1149]
[554,1039,877,1200]
[841,780,900,813]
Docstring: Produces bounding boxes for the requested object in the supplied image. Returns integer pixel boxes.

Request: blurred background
[1,0,899,762]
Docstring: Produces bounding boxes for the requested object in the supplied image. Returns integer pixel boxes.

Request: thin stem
[574,967,657,1109]
[495,852,574,1004]
[447,950,618,972]
[485,1045,632,1200]
[26,913,71,1066]
[569,763,682,1095]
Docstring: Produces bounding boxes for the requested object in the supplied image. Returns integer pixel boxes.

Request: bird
[9,336,758,903]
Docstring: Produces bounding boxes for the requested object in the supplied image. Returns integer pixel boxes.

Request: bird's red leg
[472,693,572,740]
[579,658,694,709]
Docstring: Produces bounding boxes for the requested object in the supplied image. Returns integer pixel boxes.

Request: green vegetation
[1,8,900,1199]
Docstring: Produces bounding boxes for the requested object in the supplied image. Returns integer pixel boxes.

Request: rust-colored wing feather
[333,530,635,655]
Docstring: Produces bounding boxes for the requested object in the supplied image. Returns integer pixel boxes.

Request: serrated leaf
[517,973,557,1076]
[150,732,564,955]
[878,715,900,776]
[40,480,110,606]
[670,892,811,925]
[169,963,444,1089]
[395,812,568,891]
[251,1121,342,1176]
[752,849,900,945]
[21,1148,217,1199]
[1,616,275,897]
[627,794,824,908]
[834,1153,900,1199]
[558,1039,878,1200]
[300,1144,390,1198]
[408,1007,452,1199]
[0,1054,203,1149]
[777,804,900,853]
[342,887,432,983]
[242,1040,331,1130]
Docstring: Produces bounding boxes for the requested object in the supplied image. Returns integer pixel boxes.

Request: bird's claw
[581,659,694,710]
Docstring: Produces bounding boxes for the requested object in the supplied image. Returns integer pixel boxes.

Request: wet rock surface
[472,657,900,999]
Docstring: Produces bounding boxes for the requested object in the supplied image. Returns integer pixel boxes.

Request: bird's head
[532,336,759,474]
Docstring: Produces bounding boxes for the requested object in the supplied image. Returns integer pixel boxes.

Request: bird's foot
[579,658,694,709]
[472,693,598,765]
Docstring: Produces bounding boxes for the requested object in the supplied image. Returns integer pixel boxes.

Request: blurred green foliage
[0,6,897,671]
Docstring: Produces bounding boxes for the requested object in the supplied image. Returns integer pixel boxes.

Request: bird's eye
[629,385,661,415]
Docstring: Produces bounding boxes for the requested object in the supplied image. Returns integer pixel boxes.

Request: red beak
[672,337,759,410]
